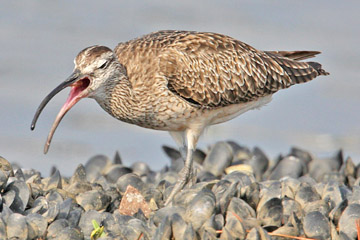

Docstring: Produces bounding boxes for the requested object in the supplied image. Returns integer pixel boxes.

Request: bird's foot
[164,166,196,206]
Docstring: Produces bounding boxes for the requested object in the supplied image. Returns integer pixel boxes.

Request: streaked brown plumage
[31,30,329,205]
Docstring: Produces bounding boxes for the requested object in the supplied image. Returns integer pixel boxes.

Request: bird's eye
[99,61,108,69]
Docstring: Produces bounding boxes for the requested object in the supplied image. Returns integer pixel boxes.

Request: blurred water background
[1,0,359,176]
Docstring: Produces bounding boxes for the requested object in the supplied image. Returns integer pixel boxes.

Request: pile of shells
[0,141,360,239]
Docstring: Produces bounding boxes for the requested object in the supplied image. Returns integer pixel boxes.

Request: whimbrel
[31,30,329,205]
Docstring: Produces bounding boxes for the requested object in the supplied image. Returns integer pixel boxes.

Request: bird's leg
[165,146,194,206]
[165,129,200,206]
[182,147,197,188]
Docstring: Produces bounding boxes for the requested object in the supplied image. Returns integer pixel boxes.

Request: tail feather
[265,50,321,61]
[307,61,330,76]
[265,50,329,85]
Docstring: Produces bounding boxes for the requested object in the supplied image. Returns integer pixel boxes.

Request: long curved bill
[31,70,84,154]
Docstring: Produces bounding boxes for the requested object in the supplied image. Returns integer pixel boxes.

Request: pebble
[0,142,358,239]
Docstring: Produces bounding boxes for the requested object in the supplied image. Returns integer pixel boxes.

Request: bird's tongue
[44,85,83,154]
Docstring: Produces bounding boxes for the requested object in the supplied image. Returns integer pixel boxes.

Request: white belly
[192,95,273,127]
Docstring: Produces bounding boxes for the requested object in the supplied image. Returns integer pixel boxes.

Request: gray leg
[165,128,201,206]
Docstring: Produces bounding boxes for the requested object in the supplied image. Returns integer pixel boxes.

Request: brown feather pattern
[115,30,328,108]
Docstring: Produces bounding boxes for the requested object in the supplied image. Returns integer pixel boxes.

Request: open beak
[31,69,91,153]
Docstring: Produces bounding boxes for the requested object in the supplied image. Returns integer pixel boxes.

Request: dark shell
[116,173,146,193]
[303,211,331,239]
[202,141,234,177]
[268,156,305,180]
[76,189,111,211]
[26,213,48,239]
[338,203,360,239]
[5,180,30,213]
[6,213,28,239]
[185,188,216,230]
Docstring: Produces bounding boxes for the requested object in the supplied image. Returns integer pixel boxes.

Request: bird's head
[31,45,123,153]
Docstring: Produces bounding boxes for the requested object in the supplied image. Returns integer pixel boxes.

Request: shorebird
[31,30,329,205]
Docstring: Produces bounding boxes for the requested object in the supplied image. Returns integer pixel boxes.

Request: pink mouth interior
[64,77,90,108]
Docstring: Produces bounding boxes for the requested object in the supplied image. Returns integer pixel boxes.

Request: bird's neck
[94,74,142,125]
